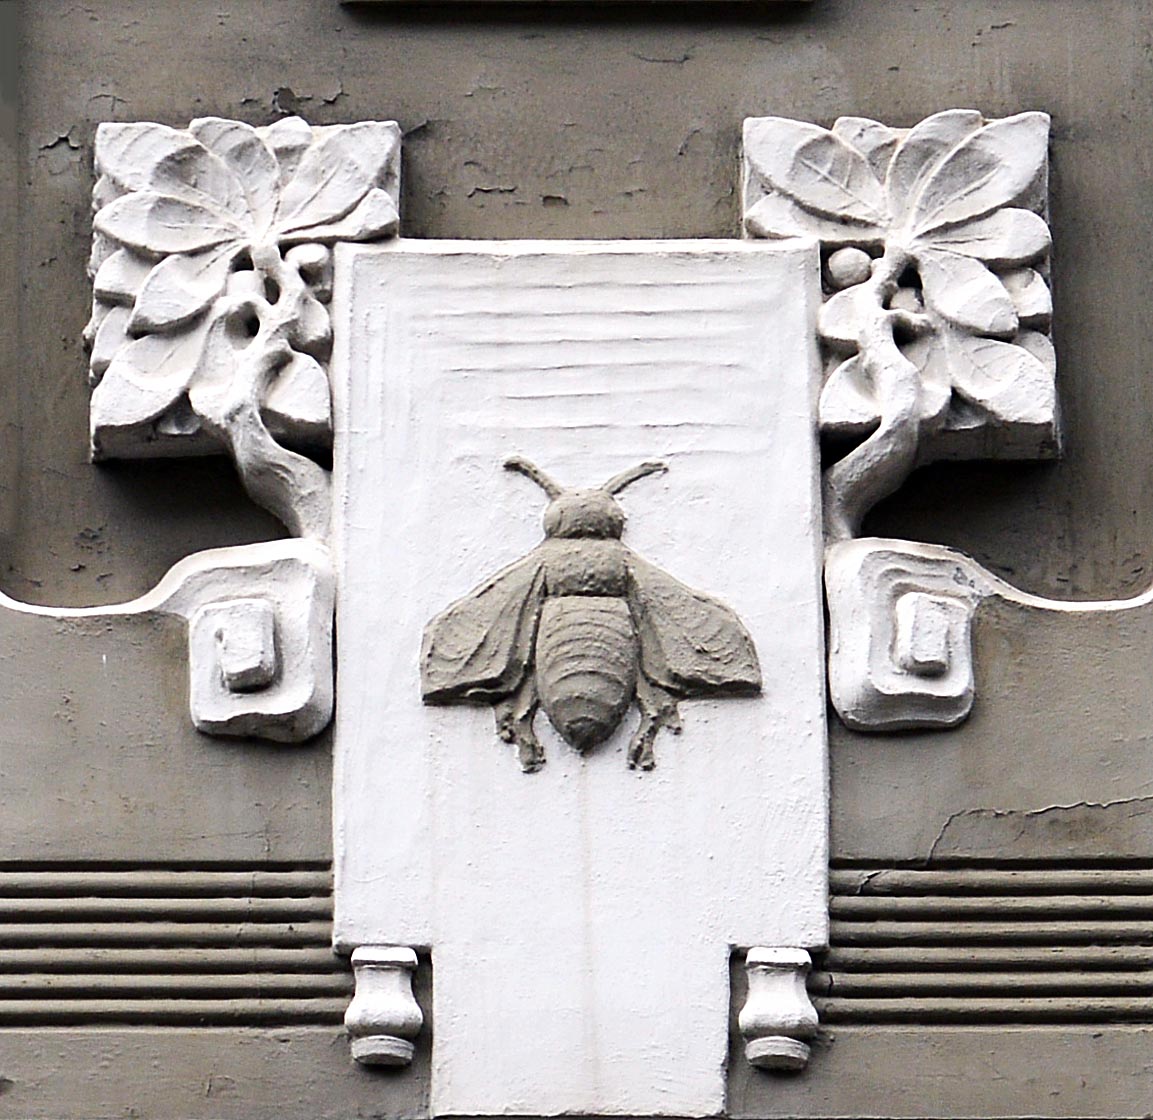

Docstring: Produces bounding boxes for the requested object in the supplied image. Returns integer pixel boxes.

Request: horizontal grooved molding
[0,865,347,1027]
[818,864,1153,1025]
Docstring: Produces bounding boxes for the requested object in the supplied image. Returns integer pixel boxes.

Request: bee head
[504,457,668,540]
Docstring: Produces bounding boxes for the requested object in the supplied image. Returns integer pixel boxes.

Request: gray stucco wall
[5,2,1153,1117]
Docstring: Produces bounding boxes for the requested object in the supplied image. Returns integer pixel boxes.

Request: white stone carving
[825,538,982,730]
[0,539,333,742]
[332,239,828,1115]
[742,110,1063,732]
[344,946,423,1067]
[86,116,401,538]
[742,110,1057,542]
[739,947,819,1072]
[171,542,334,741]
[826,533,1153,731]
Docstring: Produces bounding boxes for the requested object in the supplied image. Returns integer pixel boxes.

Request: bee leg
[628,676,682,770]
[495,677,544,773]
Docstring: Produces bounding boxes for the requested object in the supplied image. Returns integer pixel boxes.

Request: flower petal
[279,187,399,244]
[917,248,1018,337]
[743,117,887,225]
[744,192,883,245]
[275,121,401,234]
[128,243,241,334]
[885,109,983,225]
[921,207,1050,266]
[95,192,244,256]
[191,117,280,235]
[911,112,1050,237]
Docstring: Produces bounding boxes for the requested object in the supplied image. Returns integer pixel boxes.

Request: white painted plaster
[332,239,828,1116]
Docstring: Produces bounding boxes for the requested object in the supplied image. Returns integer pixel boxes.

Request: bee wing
[626,553,762,696]
[421,552,547,703]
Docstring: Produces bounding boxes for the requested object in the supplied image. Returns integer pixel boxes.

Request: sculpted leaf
[95,191,243,256]
[744,192,883,244]
[128,243,240,334]
[275,121,401,235]
[94,123,201,193]
[286,288,332,359]
[744,117,886,224]
[885,109,983,224]
[910,112,1049,237]
[917,248,1018,336]
[818,284,871,348]
[261,116,315,187]
[945,330,1056,426]
[190,117,280,236]
[921,207,1050,265]
[279,187,399,245]
[1001,268,1052,329]
[902,334,957,430]
[90,321,211,433]
[263,350,332,433]
[92,248,153,306]
[819,355,877,433]
[832,117,899,182]
[148,143,249,223]
[89,305,132,379]
[1016,328,1056,374]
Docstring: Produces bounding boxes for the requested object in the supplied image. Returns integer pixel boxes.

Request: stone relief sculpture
[743,109,1056,542]
[743,110,1063,730]
[421,457,762,771]
[86,115,400,539]
[74,116,402,741]
[63,109,1101,1102]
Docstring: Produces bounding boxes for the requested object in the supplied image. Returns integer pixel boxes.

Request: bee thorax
[535,597,638,751]
[541,539,628,596]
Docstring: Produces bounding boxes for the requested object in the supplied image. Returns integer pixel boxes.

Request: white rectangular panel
[332,239,826,1117]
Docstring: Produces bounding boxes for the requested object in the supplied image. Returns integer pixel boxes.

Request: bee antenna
[601,460,668,495]
[504,456,564,498]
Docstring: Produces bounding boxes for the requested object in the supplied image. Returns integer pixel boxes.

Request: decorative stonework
[85,116,401,538]
[79,115,402,745]
[825,538,982,730]
[344,946,423,1067]
[0,539,333,743]
[420,457,762,772]
[333,239,828,1115]
[739,947,820,1072]
[742,110,1059,732]
[743,110,1056,543]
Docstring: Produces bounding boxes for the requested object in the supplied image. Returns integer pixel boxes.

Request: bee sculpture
[420,457,762,771]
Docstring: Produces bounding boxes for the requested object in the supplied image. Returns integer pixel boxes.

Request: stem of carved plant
[199,243,332,540]
[822,246,923,544]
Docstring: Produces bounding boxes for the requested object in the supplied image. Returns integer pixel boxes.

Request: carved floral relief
[85,116,401,538]
[743,110,1056,541]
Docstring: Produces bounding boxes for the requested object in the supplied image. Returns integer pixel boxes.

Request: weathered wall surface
[6,2,1153,1117]
[12,0,1153,605]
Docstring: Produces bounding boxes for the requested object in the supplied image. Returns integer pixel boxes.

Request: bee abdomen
[536,597,638,752]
